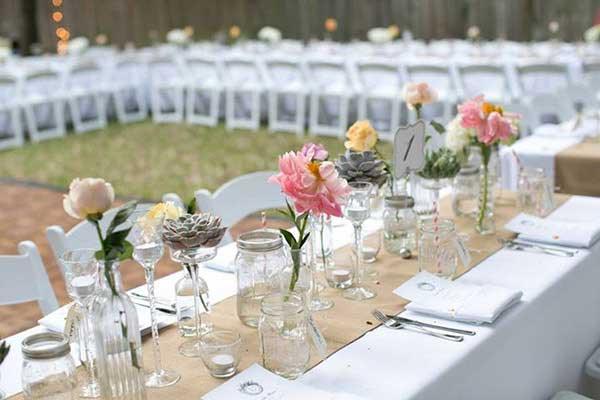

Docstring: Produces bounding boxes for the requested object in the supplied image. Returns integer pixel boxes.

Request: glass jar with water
[383,195,417,255]
[235,229,287,327]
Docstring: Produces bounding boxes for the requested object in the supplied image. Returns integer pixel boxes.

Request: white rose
[257,26,282,43]
[67,37,89,55]
[63,178,115,219]
[584,25,600,43]
[166,29,189,45]
[367,27,393,44]
[402,82,438,109]
[445,116,473,153]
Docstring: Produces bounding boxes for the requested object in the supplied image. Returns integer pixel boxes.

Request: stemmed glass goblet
[60,249,100,398]
[343,182,377,301]
[130,212,181,388]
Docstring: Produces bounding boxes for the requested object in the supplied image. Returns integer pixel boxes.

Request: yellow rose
[388,25,400,39]
[229,25,241,39]
[145,202,183,222]
[344,120,378,151]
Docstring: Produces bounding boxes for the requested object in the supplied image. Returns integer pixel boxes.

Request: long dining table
[3,193,600,399]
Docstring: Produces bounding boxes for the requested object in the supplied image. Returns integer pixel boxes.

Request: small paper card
[393,120,426,178]
[202,364,366,400]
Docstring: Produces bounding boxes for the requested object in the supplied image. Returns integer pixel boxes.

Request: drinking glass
[199,330,242,378]
[130,212,181,388]
[517,168,554,217]
[343,181,376,301]
[60,249,100,398]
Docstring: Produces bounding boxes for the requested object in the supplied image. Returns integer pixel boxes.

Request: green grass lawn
[0,121,392,200]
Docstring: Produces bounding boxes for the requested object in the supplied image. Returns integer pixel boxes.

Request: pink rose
[402,82,438,109]
[478,111,513,145]
[300,143,328,161]
[269,152,350,217]
[457,95,486,129]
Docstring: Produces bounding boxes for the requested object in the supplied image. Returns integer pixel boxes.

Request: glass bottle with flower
[456,95,519,234]
[269,144,351,311]
[63,177,146,399]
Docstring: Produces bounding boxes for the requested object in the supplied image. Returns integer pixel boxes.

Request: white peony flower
[166,29,189,45]
[445,115,474,153]
[257,26,282,43]
[63,178,115,219]
[367,27,393,44]
[67,37,89,55]
[584,25,600,43]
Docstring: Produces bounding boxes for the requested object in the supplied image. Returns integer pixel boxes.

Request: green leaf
[279,229,298,248]
[285,200,296,220]
[118,241,134,261]
[299,232,311,248]
[0,341,10,365]
[430,120,446,134]
[187,197,196,214]
[106,201,138,236]
[105,228,131,248]
[94,249,105,260]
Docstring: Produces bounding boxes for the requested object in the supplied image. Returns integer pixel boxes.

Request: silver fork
[372,310,464,342]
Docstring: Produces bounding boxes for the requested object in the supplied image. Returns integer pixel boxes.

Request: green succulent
[418,148,461,180]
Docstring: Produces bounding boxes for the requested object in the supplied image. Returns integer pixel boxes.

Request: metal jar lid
[22,332,71,360]
[385,195,415,209]
[237,229,283,252]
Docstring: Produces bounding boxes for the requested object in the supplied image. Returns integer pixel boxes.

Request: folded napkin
[204,261,236,273]
[534,118,598,139]
[394,272,522,324]
[505,213,600,248]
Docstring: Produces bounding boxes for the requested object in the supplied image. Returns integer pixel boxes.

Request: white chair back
[0,241,59,315]
[148,56,183,84]
[66,59,105,91]
[194,171,285,245]
[354,59,402,94]
[262,58,305,89]
[0,71,21,105]
[184,56,222,87]
[222,56,263,87]
[112,55,147,86]
[304,59,351,92]
[582,62,600,90]
[23,68,63,99]
[516,63,570,97]
[525,93,575,128]
[456,64,511,103]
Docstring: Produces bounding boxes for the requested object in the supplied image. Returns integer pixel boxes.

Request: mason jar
[258,293,310,380]
[517,167,555,217]
[21,332,77,399]
[418,218,467,280]
[383,195,417,255]
[452,165,479,218]
[235,229,287,328]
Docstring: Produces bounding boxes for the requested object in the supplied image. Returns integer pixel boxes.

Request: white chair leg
[225,89,234,131]
[309,93,319,135]
[268,91,277,132]
[295,93,305,137]
[358,95,367,121]
[251,90,260,131]
[338,96,349,138]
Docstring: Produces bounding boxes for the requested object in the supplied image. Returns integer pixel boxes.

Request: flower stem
[477,145,491,231]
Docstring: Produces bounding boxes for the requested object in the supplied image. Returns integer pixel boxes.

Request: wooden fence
[1,0,600,54]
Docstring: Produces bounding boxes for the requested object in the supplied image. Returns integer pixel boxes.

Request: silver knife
[385,314,476,336]
[504,240,575,257]
[132,299,176,315]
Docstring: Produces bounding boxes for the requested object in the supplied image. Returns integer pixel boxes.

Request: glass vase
[413,177,447,220]
[91,261,146,400]
[476,152,496,235]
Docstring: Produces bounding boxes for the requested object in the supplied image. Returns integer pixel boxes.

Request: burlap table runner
[556,141,600,197]
[9,193,569,399]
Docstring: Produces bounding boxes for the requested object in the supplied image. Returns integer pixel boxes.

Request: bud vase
[92,261,146,400]
[307,216,334,311]
[476,147,496,235]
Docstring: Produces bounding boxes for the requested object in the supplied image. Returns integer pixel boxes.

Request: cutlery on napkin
[393,272,522,324]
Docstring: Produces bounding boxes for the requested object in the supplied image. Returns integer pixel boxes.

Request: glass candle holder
[199,330,241,379]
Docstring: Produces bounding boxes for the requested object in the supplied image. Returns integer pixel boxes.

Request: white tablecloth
[3,198,600,399]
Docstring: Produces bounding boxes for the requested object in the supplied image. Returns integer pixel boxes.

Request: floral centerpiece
[269,143,350,296]
[258,26,282,44]
[167,28,192,46]
[63,177,146,396]
[455,95,519,233]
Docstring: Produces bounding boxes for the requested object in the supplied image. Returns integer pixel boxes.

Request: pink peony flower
[269,151,350,217]
[457,95,486,129]
[479,111,513,145]
[402,82,438,109]
[300,143,328,161]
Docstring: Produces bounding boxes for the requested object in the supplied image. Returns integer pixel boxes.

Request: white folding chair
[65,59,107,133]
[148,55,185,123]
[184,55,223,126]
[222,55,265,131]
[525,93,575,128]
[354,58,403,140]
[22,67,67,142]
[0,241,59,316]
[305,58,356,138]
[582,61,600,89]
[516,63,571,98]
[109,55,148,124]
[404,64,456,124]
[0,70,24,150]
[262,56,308,136]
[503,102,532,137]
[455,64,513,104]
[563,83,598,113]
[162,171,286,245]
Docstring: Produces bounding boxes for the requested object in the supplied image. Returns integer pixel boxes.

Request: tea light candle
[71,275,95,297]
[332,269,351,283]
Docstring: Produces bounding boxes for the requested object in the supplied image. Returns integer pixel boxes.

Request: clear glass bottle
[21,332,77,400]
[175,273,212,337]
[418,218,468,280]
[383,195,417,255]
[258,293,310,380]
[91,261,146,400]
[235,229,288,327]
[452,165,479,218]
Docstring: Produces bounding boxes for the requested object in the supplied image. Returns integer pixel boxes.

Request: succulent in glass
[335,150,388,188]
[418,148,461,180]
[162,213,227,249]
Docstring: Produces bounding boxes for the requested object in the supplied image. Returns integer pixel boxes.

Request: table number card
[393,120,426,178]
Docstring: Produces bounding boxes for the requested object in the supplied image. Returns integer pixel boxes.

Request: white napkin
[394,272,522,324]
[38,301,173,336]
[505,213,600,248]
[204,261,236,273]
[534,118,598,139]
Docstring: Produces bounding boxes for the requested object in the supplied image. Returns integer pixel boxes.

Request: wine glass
[60,249,100,398]
[130,212,181,388]
[342,182,377,301]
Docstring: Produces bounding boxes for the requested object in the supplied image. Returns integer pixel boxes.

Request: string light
[52,0,62,6]
[52,0,68,55]
[52,11,63,22]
